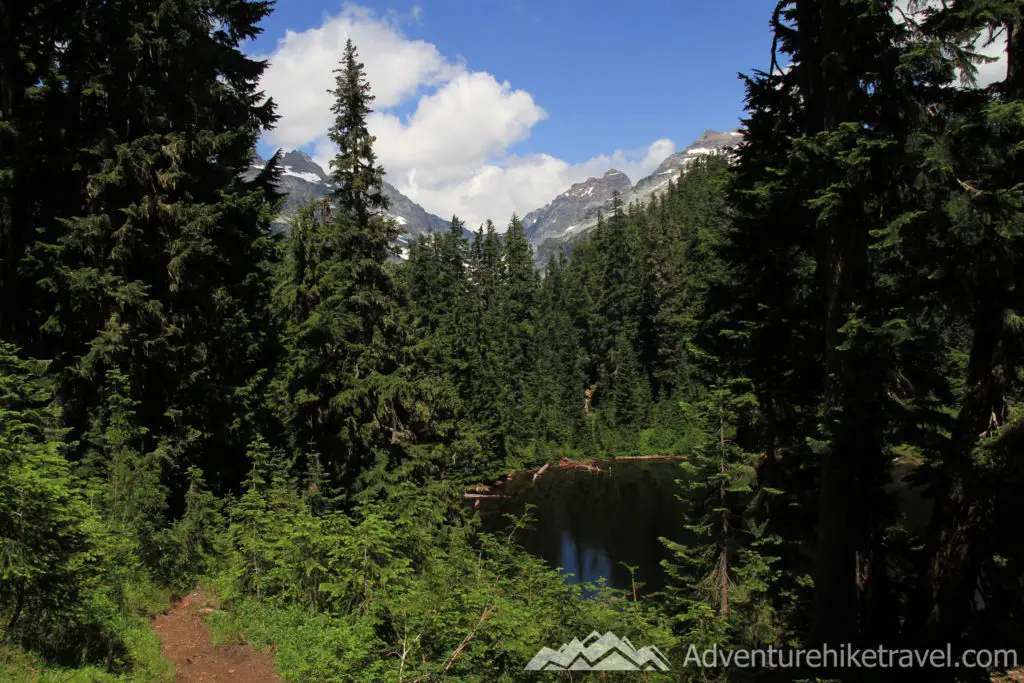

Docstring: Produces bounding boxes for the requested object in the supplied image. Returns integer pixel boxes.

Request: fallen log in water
[609,454,687,461]
[466,454,688,498]
[558,457,603,472]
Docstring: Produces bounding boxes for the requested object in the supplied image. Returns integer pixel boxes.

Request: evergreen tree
[662,381,781,659]
[328,39,390,226]
[404,217,475,402]
[24,0,281,495]
[80,367,168,575]
[274,40,448,495]
[465,220,510,459]
[0,341,95,640]
[532,254,586,450]
[496,214,539,453]
[593,192,643,359]
[604,333,651,434]
[646,155,732,401]
[715,0,946,648]
[902,0,1024,653]
[0,0,79,356]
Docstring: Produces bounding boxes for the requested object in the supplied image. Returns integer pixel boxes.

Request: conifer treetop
[328,39,390,223]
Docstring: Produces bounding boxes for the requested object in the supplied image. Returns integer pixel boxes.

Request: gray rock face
[630,130,739,198]
[525,129,740,264]
[245,150,451,246]
[521,168,632,246]
[383,182,451,236]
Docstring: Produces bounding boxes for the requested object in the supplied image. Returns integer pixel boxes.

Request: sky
[247,1,1009,228]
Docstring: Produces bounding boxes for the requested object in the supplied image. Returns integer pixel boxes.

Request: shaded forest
[2,0,1024,681]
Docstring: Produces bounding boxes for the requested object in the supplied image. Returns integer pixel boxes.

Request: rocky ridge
[523,129,740,259]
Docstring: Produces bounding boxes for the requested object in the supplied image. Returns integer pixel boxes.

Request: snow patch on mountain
[243,150,451,239]
[282,167,324,183]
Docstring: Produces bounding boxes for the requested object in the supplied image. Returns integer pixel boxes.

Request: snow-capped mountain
[631,129,740,197]
[248,129,739,266]
[521,169,632,247]
[525,129,740,262]
[246,150,450,240]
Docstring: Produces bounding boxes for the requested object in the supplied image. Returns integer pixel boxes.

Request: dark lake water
[476,459,929,599]
[478,461,687,595]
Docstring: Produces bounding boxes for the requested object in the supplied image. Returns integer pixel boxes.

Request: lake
[478,460,688,595]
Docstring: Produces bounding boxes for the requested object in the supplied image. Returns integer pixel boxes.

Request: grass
[0,638,171,683]
[0,579,176,683]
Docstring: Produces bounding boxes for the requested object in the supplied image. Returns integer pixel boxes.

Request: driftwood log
[464,454,688,498]
[514,454,686,479]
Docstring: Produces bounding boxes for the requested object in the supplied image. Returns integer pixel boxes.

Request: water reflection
[559,529,614,589]
[480,461,688,595]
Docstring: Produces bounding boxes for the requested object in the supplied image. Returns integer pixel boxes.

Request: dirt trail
[153,591,278,682]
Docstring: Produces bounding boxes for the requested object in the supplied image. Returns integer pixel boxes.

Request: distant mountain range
[523,129,739,263]
[247,129,739,263]
[244,150,451,257]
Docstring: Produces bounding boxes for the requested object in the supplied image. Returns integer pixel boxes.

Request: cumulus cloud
[397,139,676,230]
[363,71,548,187]
[257,5,457,150]
[255,4,677,228]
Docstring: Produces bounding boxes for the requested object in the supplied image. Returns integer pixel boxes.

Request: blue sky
[248,1,779,225]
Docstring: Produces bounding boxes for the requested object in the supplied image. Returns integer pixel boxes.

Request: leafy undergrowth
[0,580,175,683]
[197,543,678,682]
[0,623,172,683]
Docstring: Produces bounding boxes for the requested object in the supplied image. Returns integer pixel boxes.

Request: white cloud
[255,4,677,228]
[396,139,676,230]
[257,5,457,150]
[362,71,547,186]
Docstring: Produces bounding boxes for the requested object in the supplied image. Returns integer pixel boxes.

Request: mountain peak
[628,129,737,200]
[241,150,450,244]
[279,148,315,163]
[278,149,329,183]
[527,128,738,263]
[601,168,631,192]
[521,168,633,244]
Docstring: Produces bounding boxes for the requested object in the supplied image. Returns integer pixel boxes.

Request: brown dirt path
[153,591,278,682]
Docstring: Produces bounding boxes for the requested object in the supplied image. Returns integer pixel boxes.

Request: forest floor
[153,591,278,682]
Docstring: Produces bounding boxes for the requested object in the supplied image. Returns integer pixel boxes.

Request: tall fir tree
[16,0,282,497]
[902,0,1024,653]
[662,380,781,662]
[274,39,449,497]
[328,38,390,226]
[496,214,539,456]
[532,254,587,451]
